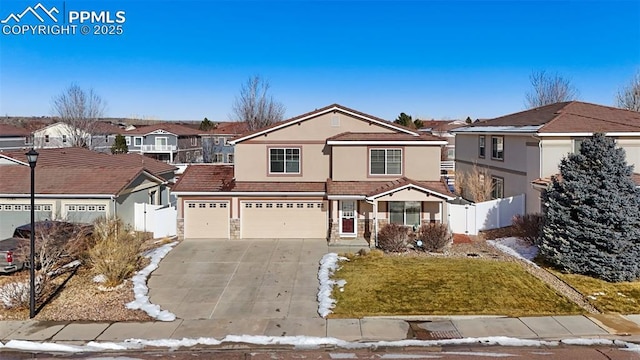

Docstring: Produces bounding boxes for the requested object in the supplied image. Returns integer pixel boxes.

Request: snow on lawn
[487,237,538,266]
[0,336,638,353]
[125,241,178,321]
[317,253,348,318]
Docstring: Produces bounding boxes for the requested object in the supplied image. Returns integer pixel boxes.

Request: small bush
[89,218,145,288]
[415,223,452,252]
[0,275,45,309]
[377,223,409,253]
[512,213,544,245]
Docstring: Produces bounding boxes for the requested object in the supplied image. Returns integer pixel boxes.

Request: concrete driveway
[148,239,328,321]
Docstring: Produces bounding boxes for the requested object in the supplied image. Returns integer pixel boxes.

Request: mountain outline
[1,3,59,24]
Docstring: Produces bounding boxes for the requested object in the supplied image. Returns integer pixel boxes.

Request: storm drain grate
[407,321,462,340]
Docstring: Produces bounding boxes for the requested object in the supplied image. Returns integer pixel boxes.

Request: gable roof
[125,123,202,136]
[0,147,176,177]
[454,101,640,135]
[0,123,30,137]
[0,148,172,196]
[326,178,454,200]
[326,132,446,144]
[230,104,419,144]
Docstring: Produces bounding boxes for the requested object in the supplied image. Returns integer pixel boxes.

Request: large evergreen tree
[110,134,128,154]
[540,133,640,282]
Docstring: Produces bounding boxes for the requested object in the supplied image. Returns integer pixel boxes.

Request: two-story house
[124,123,203,163]
[172,104,453,244]
[453,101,640,214]
[0,123,31,150]
[32,121,122,153]
[201,121,248,163]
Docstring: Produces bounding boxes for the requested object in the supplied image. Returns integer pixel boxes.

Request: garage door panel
[184,201,229,239]
[241,201,326,239]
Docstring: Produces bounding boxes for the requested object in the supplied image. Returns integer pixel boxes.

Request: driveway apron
[148,239,328,321]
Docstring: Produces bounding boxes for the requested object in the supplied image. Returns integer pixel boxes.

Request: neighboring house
[124,123,203,163]
[32,122,122,153]
[452,101,640,214]
[0,123,31,150]
[201,122,248,163]
[0,147,176,239]
[172,104,453,244]
[418,120,466,161]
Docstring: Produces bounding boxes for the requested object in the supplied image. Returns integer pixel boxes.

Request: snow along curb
[1,336,640,353]
[125,241,178,321]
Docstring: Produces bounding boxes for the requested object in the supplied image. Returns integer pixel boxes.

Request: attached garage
[184,201,229,239]
[241,200,327,239]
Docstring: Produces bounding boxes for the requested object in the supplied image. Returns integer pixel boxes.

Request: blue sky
[0,0,638,121]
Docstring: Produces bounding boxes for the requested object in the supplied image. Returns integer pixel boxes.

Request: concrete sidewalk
[2,314,640,344]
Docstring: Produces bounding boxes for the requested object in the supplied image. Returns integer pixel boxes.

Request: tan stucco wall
[234,112,399,182]
[234,143,329,182]
[256,112,395,141]
[331,145,441,181]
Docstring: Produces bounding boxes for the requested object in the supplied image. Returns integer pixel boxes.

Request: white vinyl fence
[448,194,525,235]
[134,203,177,238]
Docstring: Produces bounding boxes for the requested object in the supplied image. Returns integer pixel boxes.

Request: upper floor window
[479,136,485,158]
[62,134,67,143]
[213,153,224,163]
[491,176,504,199]
[370,149,402,175]
[134,137,143,146]
[223,137,229,146]
[491,136,503,160]
[191,137,197,146]
[126,137,131,146]
[45,135,50,143]
[270,148,300,174]
[214,137,220,145]
[227,153,234,163]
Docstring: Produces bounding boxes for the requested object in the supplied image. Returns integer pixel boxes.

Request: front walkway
[147,239,328,322]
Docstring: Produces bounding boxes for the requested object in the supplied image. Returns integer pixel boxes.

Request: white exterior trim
[0,194,116,199]
[173,191,326,197]
[230,105,419,144]
[538,132,640,137]
[366,184,455,201]
[327,140,448,145]
[0,154,28,166]
[327,195,366,200]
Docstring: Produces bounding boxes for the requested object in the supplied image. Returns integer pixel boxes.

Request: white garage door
[184,201,229,239]
[241,201,327,239]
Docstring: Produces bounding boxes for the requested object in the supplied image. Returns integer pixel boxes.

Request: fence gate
[447,194,525,235]
[134,203,177,238]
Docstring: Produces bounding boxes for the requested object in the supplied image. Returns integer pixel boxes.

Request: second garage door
[241,201,327,239]
[184,201,229,239]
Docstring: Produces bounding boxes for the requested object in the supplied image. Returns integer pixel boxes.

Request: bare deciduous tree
[52,84,106,148]
[525,70,579,109]
[616,71,640,112]
[231,75,285,131]
[455,164,494,202]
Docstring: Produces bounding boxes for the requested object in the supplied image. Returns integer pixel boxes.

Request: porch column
[372,200,378,249]
[438,201,443,223]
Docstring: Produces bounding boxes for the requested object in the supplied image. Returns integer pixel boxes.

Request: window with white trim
[62,134,67,143]
[126,137,131,146]
[479,136,485,158]
[213,153,224,163]
[491,176,504,199]
[134,137,142,146]
[227,154,234,163]
[370,149,402,175]
[270,148,300,174]
[389,201,421,227]
[491,136,504,160]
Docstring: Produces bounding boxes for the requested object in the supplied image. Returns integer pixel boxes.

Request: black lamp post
[25,148,38,319]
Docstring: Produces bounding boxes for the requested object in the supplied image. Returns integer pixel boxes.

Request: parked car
[0,238,24,274]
